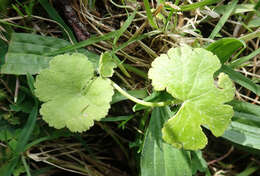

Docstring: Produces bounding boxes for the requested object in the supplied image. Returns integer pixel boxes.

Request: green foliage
[206,38,245,64]
[98,52,117,77]
[34,53,114,132]
[148,45,235,150]
[141,107,192,176]
[223,100,260,150]
[1,33,99,75]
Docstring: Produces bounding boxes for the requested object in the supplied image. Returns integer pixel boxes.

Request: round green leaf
[148,45,235,150]
[35,53,114,132]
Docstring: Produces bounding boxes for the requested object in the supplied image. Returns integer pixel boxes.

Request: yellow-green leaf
[148,45,235,150]
[35,53,114,132]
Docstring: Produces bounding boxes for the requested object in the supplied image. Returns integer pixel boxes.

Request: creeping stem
[111,81,179,107]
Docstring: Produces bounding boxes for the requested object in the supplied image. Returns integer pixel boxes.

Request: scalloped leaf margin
[35,53,114,132]
[148,45,235,150]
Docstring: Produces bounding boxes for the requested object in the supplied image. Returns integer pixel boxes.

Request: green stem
[239,29,260,42]
[111,82,178,107]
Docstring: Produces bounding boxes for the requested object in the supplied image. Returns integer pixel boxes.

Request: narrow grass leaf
[113,10,136,45]
[179,0,221,11]
[236,165,259,176]
[22,155,31,176]
[0,20,33,31]
[113,30,161,53]
[220,65,260,96]
[26,73,35,93]
[206,38,246,64]
[47,31,118,56]
[229,48,260,68]
[101,115,134,122]
[141,107,192,176]
[239,29,260,42]
[3,100,38,176]
[38,0,77,43]
[123,64,148,79]
[214,4,255,15]
[143,0,158,29]
[112,54,131,78]
[209,0,238,39]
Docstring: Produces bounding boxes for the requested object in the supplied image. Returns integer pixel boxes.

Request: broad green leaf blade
[148,45,235,150]
[222,100,260,150]
[35,53,114,132]
[223,121,260,150]
[248,17,260,28]
[1,33,99,75]
[206,38,246,64]
[141,107,192,176]
[98,52,117,77]
[229,100,260,116]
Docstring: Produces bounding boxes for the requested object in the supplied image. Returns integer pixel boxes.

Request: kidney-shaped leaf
[35,53,114,132]
[148,45,235,150]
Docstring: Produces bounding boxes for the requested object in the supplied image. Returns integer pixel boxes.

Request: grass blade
[3,100,38,176]
[47,31,118,56]
[38,0,77,43]
[22,155,32,176]
[143,0,158,29]
[229,48,260,68]
[209,0,238,39]
[179,0,221,11]
[221,65,260,96]
[113,10,136,45]
[239,29,260,42]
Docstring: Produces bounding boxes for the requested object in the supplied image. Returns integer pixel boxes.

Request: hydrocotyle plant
[34,45,235,150]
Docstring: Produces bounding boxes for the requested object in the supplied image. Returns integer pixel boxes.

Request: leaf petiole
[111,81,179,107]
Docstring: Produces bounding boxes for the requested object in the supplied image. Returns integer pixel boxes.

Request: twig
[208,146,234,165]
